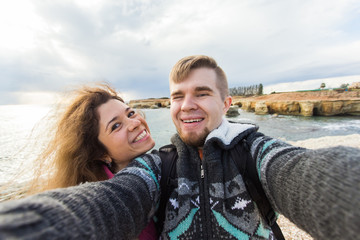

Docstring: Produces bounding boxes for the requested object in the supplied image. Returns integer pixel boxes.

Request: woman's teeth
[134,130,146,142]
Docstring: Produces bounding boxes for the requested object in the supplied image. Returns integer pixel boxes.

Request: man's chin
[179,129,209,147]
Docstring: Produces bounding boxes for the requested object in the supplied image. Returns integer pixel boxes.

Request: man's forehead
[170,77,216,91]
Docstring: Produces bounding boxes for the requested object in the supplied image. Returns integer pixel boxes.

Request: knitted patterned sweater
[160,119,360,239]
[0,120,359,239]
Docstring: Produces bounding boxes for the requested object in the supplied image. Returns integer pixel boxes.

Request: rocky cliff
[232,90,360,116]
[128,98,170,109]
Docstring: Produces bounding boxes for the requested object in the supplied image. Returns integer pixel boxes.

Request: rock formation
[254,102,268,115]
[226,106,240,117]
[129,98,170,109]
[232,90,360,116]
[233,98,360,116]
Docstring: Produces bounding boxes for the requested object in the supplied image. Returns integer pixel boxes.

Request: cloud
[0,0,360,103]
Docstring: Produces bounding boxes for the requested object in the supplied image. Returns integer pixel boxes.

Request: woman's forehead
[97,99,129,122]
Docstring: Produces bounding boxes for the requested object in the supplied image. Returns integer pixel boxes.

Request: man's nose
[127,118,141,131]
[181,95,197,111]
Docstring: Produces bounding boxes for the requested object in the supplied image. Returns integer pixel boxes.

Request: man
[158,55,360,239]
[0,56,359,240]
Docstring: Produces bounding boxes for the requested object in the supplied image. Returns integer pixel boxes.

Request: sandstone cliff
[232,90,360,116]
[129,98,170,109]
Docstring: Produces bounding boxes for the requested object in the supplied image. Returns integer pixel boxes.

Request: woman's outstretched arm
[0,153,161,240]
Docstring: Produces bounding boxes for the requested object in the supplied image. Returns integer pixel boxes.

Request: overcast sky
[1,0,360,104]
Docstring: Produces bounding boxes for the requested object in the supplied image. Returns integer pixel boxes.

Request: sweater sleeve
[247,132,360,240]
[0,153,161,240]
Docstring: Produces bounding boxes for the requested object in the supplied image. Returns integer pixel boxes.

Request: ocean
[1,104,360,184]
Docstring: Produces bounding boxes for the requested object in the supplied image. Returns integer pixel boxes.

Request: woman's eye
[111,123,121,132]
[128,111,136,118]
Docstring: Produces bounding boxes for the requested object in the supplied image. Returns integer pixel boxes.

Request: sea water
[1,105,360,184]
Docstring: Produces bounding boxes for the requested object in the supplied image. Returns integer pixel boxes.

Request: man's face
[170,67,231,147]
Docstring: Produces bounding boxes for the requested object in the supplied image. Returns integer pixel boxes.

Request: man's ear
[223,96,232,114]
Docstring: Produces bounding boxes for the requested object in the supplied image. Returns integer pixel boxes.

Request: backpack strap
[153,144,178,234]
[230,139,285,240]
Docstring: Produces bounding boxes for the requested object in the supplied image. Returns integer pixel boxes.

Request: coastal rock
[233,91,360,116]
[317,100,360,116]
[255,102,268,115]
[129,98,170,109]
[226,106,240,117]
[299,102,315,116]
[130,103,142,109]
[238,100,360,116]
[237,101,252,112]
[268,101,300,115]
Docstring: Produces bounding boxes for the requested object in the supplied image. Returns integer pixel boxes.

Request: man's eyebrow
[170,90,183,97]
[195,86,213,92]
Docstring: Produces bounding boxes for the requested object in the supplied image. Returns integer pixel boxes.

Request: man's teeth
[134,130,146,142]
[183,119,202,123]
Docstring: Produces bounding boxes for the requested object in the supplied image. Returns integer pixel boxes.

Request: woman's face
[97,99,155,171]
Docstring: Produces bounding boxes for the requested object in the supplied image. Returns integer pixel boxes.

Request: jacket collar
[205,118,257,149]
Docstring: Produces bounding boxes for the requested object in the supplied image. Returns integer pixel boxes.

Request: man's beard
[178,127,210,147]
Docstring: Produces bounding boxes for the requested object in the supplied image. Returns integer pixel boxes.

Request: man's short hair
[169,55,229,100]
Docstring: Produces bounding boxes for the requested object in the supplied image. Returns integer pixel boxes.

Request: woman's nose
[127,118,141,131]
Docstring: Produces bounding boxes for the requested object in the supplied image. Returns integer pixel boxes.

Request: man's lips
[182,118,203,123]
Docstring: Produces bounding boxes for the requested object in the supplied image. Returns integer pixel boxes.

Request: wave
[321,120,360,131]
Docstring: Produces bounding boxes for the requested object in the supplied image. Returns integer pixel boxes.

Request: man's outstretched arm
[248,132,360,240]
[0,154,161,240]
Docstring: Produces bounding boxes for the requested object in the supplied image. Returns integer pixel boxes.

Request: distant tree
[320,83,326,89]
[258,84,263,95]
[340,83,349,89]
[229,84,263,96]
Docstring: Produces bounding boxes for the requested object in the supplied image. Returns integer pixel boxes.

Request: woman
[20,83,158,239]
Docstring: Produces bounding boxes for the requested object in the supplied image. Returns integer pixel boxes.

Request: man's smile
[182,118,204,123]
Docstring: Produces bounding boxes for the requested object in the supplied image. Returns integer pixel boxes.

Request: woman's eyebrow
[105,108,130,131]
[105,116,118,131]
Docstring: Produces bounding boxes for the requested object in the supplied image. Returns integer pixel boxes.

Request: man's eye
[198,93,209,97]
[172,95,183,100]
[111,123,121,132]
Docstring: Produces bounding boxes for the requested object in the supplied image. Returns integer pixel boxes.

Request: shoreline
[288,133,360,149]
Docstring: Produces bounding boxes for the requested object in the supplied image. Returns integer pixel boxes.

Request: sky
[1,0,360,105]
